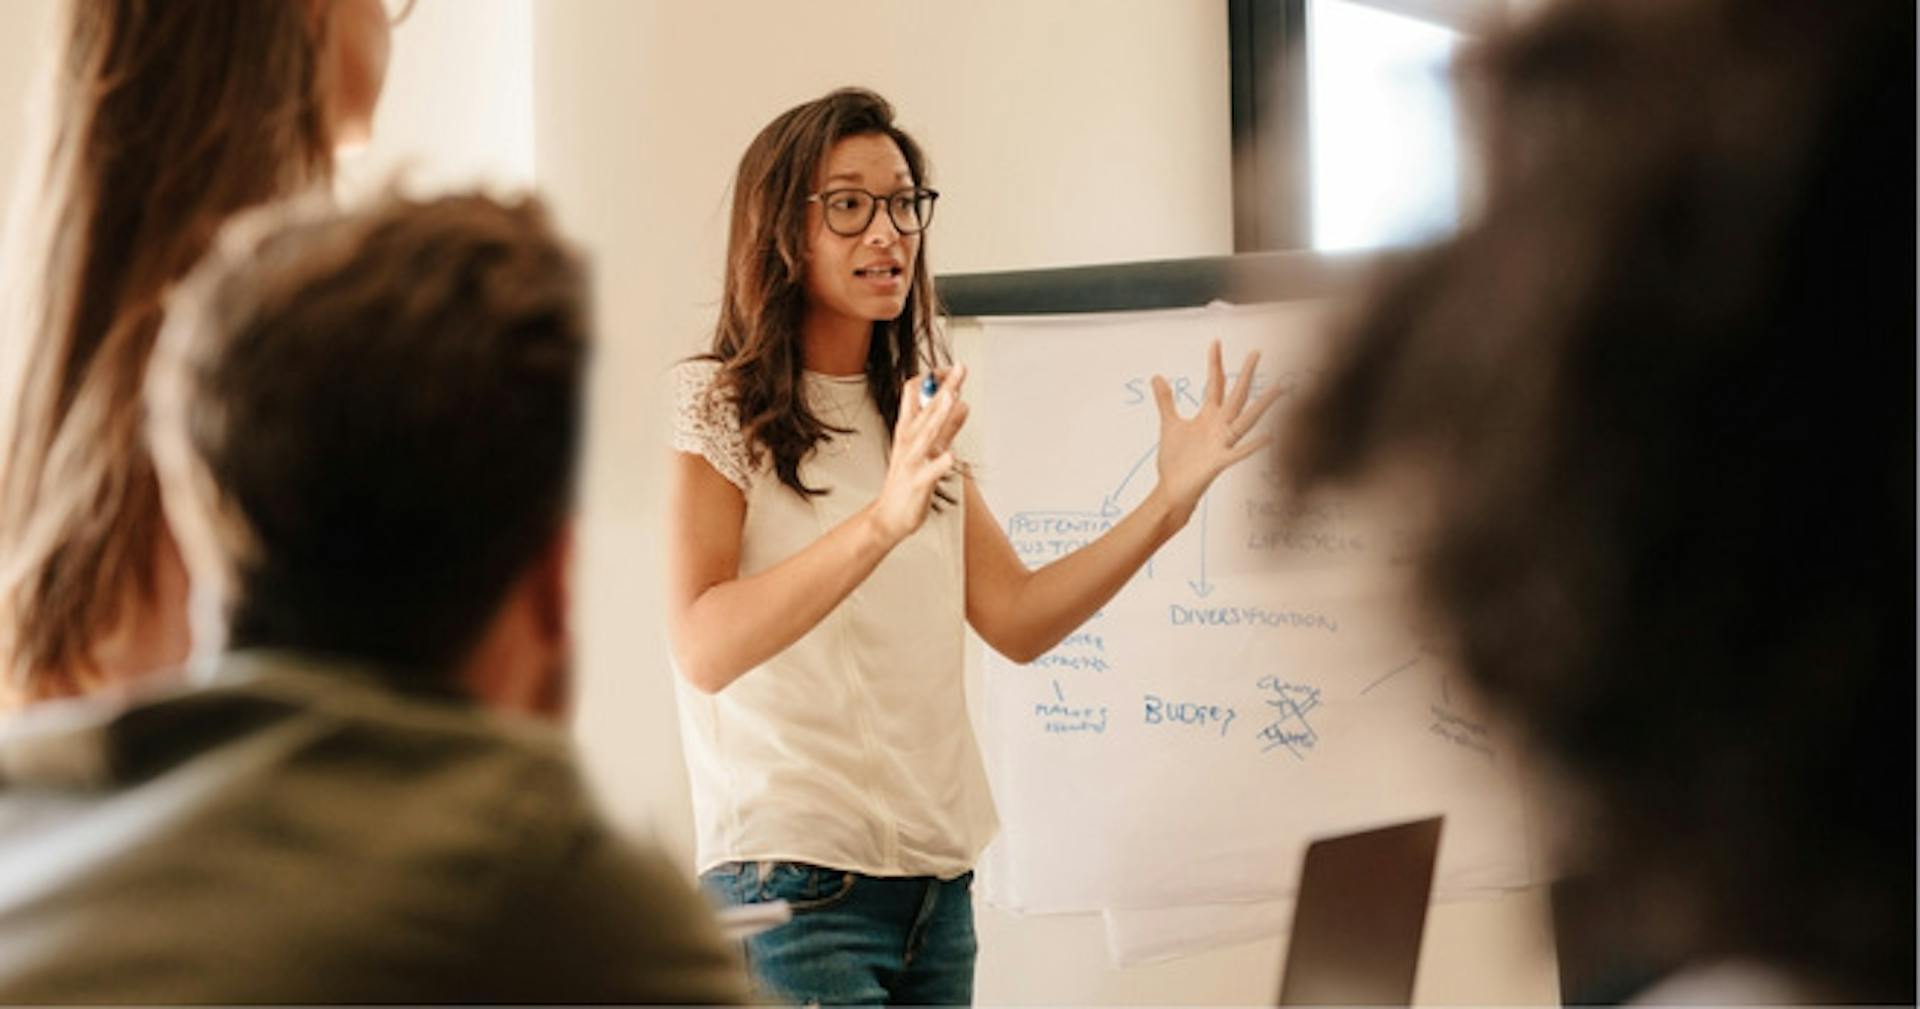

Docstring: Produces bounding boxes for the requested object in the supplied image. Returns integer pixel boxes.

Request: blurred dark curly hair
[1287,0,1913,999]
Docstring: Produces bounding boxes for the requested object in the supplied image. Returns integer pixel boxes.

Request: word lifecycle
[1244,525,1368,555]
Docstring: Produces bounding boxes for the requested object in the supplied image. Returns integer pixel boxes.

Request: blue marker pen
[919,372,939,406]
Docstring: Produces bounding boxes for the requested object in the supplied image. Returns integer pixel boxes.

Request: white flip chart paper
[971,303,1539,937]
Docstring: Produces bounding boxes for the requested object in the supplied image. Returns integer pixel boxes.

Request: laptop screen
[1277,816,1444,1006]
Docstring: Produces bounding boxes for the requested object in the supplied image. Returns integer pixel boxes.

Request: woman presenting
[666,87,1279,1006]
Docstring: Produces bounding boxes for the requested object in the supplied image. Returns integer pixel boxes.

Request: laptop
[1276,816,1444,1006]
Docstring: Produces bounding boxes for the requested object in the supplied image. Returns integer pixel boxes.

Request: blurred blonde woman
[0,0,398,707]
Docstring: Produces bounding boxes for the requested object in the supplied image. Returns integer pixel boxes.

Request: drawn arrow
[1102,442,1160,517]
[1186,494,1215,597]
[1361,649,1422,695]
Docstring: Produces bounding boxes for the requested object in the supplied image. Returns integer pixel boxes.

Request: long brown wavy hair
[0,0,335,699]
[704,87,946,499]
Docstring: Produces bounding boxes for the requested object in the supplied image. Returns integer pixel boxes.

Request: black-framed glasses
[807,187,940,237]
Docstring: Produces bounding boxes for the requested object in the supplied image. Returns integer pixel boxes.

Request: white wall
[340,0,536,198]
[0,0,535,212]
[0,0,56,230]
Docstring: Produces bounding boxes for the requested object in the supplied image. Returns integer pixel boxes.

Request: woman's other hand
[866,364,969,546]
[1151,341,1282,524]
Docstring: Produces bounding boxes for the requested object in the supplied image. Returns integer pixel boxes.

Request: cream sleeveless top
[666,360,996,878]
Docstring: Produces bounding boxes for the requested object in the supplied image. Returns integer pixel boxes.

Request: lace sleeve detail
[668,361,753,493]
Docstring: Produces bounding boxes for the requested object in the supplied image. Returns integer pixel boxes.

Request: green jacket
[0,650,750,1004]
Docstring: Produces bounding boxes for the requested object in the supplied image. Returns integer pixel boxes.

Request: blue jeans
[701,861,976,1006]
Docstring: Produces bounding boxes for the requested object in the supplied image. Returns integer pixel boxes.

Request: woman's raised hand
[867,363,970,547]
[1151,341,1283,523]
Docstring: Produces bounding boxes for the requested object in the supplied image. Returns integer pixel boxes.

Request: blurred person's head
[147,193,588,720]
[0,0,396,704]
[708,87,943,499]
[1286,0,1912,999]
